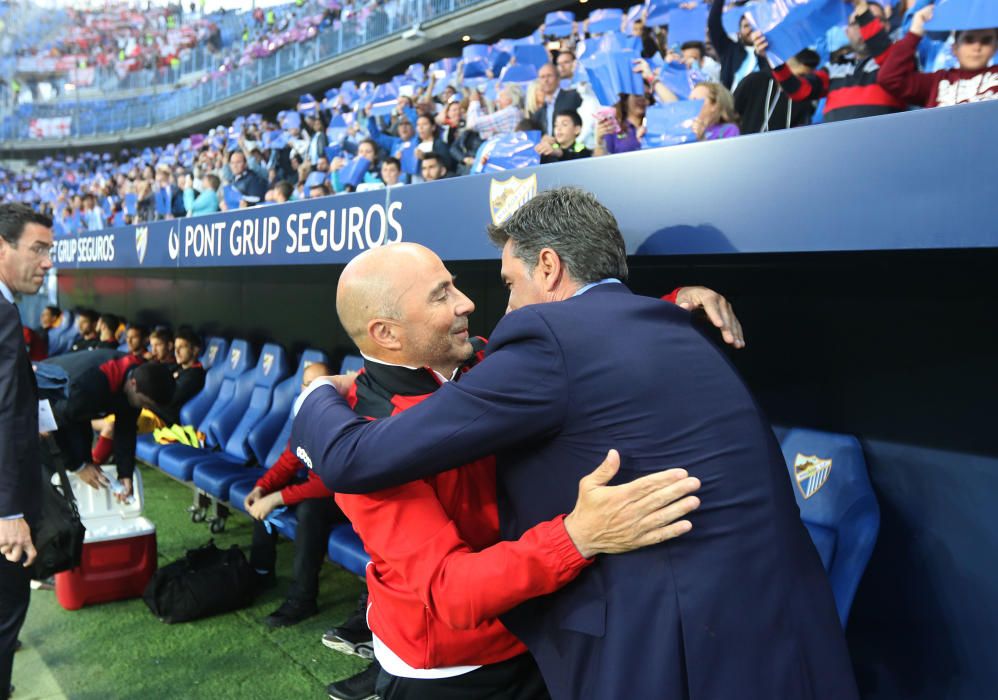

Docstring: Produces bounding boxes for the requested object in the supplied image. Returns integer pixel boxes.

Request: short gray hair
[487,187,628,283]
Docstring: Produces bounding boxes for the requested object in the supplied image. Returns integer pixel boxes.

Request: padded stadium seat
[46,311,75,356]
[200,336,227,369]
[177,338,230,431]
[191,344,291,500]
[340,354,363,374]
[227,476,261,514]
[779,428,880,626]
[256,349,331,471]
[270,509,298,541]
[135,434,164,465]
[327,524,369,577]
[157,340,255,480]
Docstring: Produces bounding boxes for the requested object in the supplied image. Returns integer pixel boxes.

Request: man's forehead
[23,222,53,244]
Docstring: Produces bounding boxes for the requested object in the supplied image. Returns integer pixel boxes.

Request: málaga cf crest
[135,226,149,265]
[489,174,537,226]
[794,454,832,499]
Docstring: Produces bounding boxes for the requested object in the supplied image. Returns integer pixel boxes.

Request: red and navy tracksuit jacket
[335,337,592,671]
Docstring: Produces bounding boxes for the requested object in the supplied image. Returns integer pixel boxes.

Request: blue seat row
[46,310,76,356]
[136,337,368,576]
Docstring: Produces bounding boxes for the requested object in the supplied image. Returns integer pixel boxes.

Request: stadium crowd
[2,0,996,234]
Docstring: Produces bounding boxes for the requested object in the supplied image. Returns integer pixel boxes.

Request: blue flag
[658,61,706,100]
[462,44,491,78]
[927,0,998,31]
[544,11,575,37]
[472,131,542,174]
[669,6,709,46]
[400,145,420,176]
[340,157,371,188]
[588,8,624,35]
[369,82,399,117]
[643,100,703,148]
[514,43,551,70]
[581,51,646,105]
[123,193,137,216]
[222,185,242,210]
[749,0,850,66]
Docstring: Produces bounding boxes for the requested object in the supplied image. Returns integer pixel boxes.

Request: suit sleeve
[292,308,569,494]
[336,483,591,631]
[0,304,24,517]
[877,31,935,106]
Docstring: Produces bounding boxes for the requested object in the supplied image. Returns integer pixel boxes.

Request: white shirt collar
[572,278,622,297]
[360,351,459,383]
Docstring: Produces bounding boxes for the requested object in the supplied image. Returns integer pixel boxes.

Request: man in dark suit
[0,204,53,699]
[529,63,582,137]
[293,187,859,700]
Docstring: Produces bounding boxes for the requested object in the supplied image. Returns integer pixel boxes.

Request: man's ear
[368,318,402,352]
[536,248,565,293]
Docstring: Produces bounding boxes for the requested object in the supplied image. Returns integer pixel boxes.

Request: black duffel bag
[31,436,86,581]
[143,540,256,623]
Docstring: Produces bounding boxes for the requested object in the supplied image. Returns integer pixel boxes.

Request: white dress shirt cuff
[293,378,338,416]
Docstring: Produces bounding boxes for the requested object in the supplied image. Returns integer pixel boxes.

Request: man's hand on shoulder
[563,450,701,559]
[675,286,746,348]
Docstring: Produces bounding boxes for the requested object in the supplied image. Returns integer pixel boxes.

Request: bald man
[315,243,703,700]
[244,361,349,629]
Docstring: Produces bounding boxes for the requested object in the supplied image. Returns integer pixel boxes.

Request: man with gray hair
[466,84,524,139]
[294,187,858,700]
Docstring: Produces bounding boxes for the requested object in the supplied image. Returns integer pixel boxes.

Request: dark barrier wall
[53,104,998,699]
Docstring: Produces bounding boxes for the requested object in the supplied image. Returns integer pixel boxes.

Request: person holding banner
[709,0,761,90]
[878,5,998,108]
[761,0,907,123]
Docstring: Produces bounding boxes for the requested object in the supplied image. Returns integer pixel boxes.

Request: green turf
[19,464,368,699]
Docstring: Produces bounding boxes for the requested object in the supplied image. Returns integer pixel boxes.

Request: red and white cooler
[55,466,157,611]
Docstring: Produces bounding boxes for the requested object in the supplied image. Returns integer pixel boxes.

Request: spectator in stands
[183,173,220,216]
[162,328,205,426]
[309,180,332,199]
[435,99,465,146]
[593,94,646,156]
[368,114,417,163]
[95,314,120,350]
[414,114,456,172]
[272,181,294,204]
[40,305,61,332]
[530,63,583,136]
[380,157,402,187]
[631,17,661,59]
[878,7,998,107]
[419,152,449,183]
[225,150,268,208]
[332,139,382,192]
[674,40,722,83]
[148,328,174,365]
[709,0,761,90]
[759,0,906,123]
[125,324,147,358]
[466,85,523,139]
[555,50,576,84]
[81,195,104,231]
[311,242,701,700]
[69,309,100,353]
[41,351,174,503]
[244,361,348,628]
[690,82,741,140]
[306,114,328,165]
[734,49,820,133]
[536,110,591,163]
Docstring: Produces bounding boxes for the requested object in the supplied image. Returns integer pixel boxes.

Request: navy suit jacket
[293,284,858,700]
[0,298,41,524]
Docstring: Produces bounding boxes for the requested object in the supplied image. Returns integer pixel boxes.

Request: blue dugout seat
[136,336,230,466]
[216,349,329,514]
[157,340,256,481]
[46,311,75,356]
[328,525,368,577]
[340,354,363,374]
[191,344,291,501]
[779,428,880,626]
